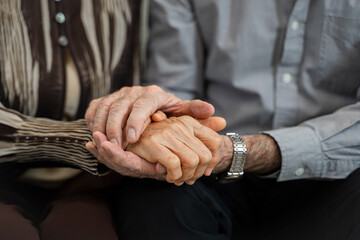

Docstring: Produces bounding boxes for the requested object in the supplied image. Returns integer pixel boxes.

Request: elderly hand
[126,116,227,185]
[84,85,214,147]
[87,114,227,185]
[87,132,167,180]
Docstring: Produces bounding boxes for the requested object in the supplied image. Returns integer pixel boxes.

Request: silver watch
[218,133,247,183]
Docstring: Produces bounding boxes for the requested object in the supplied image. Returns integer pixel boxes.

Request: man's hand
[84,85,214,146]
[126,116,226,185]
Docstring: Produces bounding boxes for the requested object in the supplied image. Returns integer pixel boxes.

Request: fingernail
[94,138,101,148]
[110,138,118,146]
[122,141,128,150]
[103,147,112,158]
[89,122,94,131]
[127,127,136,142]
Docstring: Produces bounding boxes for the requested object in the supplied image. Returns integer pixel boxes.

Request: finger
[93,132,115,167]
[165,99,215,119]
[124,96,164,143]
[93,131,108,148]
[105,96,134,146]
[86,141,108,165]
[193,124,223,176]
[122,117,151,150]
[102,141,166,180]
[186,162,208,185]
[86,141,96,156]
[178,137,211,183]
[86,141,100,160]
[164,139,200,183]
[151,111,167,122]
[175,117,213,181]
[198,116,227,132]
[92,94,120,135]
[84,98,101,131]
[174,181,184,186]
[127,142,182,183]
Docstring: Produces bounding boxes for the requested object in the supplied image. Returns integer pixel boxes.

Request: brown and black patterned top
[0,0,140,176]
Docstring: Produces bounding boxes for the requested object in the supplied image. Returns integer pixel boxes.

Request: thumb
[197,117,226,132]
[151,111,167,122]
[166,100,215,119]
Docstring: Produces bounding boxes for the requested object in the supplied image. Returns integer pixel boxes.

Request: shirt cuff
[0,105,110,176]
[263,126,322,181]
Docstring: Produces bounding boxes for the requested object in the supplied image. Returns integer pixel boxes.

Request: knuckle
[160,129,174,139]
[109,100,130,114]
[132,99,150,110]
[146,85,161,93]
[166,156,180,170]
[169,122,183,132]
[209,157,220,167]
[97,97,113,111]
[213,136,223,147]
[202,149,212,163]
[147,134,160,144]
[89,98,100,106]
[179,115,193,122]
[184,155,199,168]
[120,86,130,92]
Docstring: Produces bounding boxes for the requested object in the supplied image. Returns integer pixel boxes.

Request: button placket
[273,0,311,129]
[54,1,68,47]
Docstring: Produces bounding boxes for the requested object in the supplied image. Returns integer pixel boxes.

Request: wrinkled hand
[126,116,227,185]
[85,85,215,147]
[87,132,167,180]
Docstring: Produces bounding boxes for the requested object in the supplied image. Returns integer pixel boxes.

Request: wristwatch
[217,133,247,183]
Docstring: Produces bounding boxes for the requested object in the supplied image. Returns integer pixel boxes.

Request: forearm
[0,105,109,176]
[265,101,360,181]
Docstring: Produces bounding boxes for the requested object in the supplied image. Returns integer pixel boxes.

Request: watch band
[218,133,247,183]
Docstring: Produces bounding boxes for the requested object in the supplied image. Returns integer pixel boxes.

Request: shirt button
[282,73,292,84]
[291,20,299,31]
[295,168,304,176]
[58,35,68,47]
[55,12,66,24]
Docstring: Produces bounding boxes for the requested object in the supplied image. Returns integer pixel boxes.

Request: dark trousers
[0,172,121,240]
[116,169,360,240]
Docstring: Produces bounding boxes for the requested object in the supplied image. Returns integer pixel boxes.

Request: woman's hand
[85,85,215,147]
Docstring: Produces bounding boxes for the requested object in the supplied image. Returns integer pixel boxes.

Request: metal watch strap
[218,133,247,183]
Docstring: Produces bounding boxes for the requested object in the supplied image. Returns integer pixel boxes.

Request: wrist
[212,135,233,174]
[242,134,281,174]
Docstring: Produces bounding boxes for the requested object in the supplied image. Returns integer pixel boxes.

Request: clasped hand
[85,85,229,185]
[88,113,227,186]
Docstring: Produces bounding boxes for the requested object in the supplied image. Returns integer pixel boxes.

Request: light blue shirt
[144,0,360,181]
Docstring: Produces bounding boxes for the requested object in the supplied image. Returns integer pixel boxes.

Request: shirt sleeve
[0,103,110,176]
[264,100,360,181]
[143,0,204,100]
